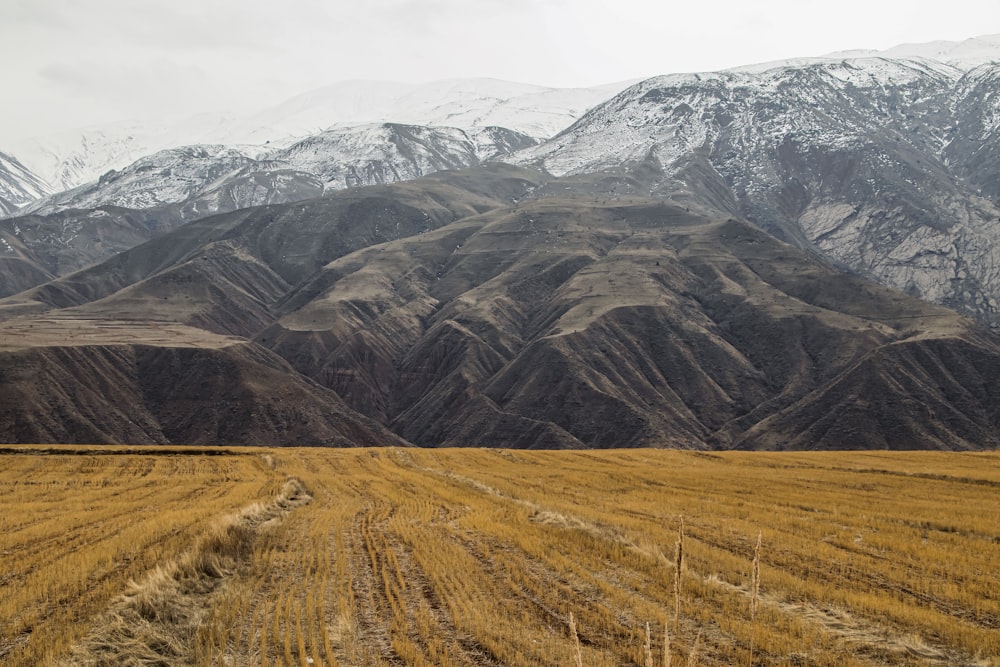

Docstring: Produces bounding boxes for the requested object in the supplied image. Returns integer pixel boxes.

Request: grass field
[1,446,998,666]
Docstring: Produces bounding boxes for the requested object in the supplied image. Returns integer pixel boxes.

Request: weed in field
[749,530,762,667]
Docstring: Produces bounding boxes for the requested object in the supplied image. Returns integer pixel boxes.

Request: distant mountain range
[2,35,1000,450]
[1,78,630,196]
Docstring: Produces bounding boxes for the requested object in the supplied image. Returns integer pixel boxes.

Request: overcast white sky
[2,0,999,146]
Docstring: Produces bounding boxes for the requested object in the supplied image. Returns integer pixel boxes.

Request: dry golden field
[1,446,999,666]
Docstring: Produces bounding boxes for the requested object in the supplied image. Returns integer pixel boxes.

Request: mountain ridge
[3,37,1000,450]
[4,34,997,203]
[1,77,633,197]
[3,165,1000,450]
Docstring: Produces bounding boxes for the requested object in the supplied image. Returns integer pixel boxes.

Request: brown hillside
[2,165,999,449]
[0,319,402,447]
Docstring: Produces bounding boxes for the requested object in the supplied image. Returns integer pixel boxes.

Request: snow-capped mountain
[2,78,631,199]
[5,35,1000,329]
[0,152,51,216]
[18,123,536,219]
[516,57,964,177]
[19,145,260,214]
[179,78,634,148]
[4,36,995,204]
[274,123,535,190]
[5,120,231,196]
[515,53,1000,325]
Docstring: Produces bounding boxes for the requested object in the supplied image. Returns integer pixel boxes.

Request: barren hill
[3,164,999,449]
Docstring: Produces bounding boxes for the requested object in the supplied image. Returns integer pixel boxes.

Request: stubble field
[1,446,998,666]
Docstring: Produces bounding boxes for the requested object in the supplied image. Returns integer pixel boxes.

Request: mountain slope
[0,319,403,446]
[260,189,996,450]
[825,33,1000,69]
[514,57,1000,328]
[4,165,999,450]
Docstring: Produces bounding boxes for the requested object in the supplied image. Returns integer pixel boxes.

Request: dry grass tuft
[688,631,702,667]
[749,530,762,666]
[663,620,671,667]
[569,612,584,667]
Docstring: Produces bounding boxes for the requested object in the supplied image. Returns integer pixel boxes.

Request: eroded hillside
[2,165,999,449]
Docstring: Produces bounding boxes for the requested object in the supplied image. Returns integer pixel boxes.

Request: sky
[2,0,999,146]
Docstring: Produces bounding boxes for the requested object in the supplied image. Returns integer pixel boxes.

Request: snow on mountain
[17,145,259,215]
[20,123,537,219]
[220,78,633,146]
[512,54,1000,326]
[3,112,250,197]
[1,78,631,203]
[374,78,634,139]
[514,57,963,180]
[273,123,536,190]
[826,33,1000,69]
[0,152,52,216]
[217,80,416,146]
[3,35,997,207]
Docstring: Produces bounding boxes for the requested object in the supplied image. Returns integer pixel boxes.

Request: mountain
[0,125,536,297]
[18,145,263,214]
[16,124,536,219]
[0,152,51,217]
[2,78,631,198]
[14,142,337,220]
[271,123,535,191]
[3,123,187,196]
[3,164,1000,450]
[4,38,1000,451]
[0,152,326,300]
[514,55,1000,328]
